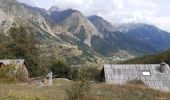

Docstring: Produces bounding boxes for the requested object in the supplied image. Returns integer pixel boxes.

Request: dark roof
[103,64,170,91]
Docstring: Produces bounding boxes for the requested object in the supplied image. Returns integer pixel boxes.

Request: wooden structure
[102,63,170,91]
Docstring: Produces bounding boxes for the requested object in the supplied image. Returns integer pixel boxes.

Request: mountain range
[1,0,170,63]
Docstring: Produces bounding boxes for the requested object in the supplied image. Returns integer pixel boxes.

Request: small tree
[50,59,71,79]
[7,26,40,77]
[84,66,101,82]
[66,68,91,100]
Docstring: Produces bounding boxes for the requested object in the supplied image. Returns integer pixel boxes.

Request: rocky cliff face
[1,0,170,58]
[88,15,115,33]
[50,9,101,46]
[0,0,62,39]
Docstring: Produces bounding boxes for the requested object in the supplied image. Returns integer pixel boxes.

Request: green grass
[0,79,170,100]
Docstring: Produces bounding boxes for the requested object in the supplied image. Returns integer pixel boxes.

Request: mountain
[49,9,101,46]
[0,0,63,43]
[0,0,106,65]
[116,23,170,51]
[88,15,115,33]
[1,0,170,64]
[88,16,170,56]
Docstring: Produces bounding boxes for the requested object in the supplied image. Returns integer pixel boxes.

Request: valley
[0,0,170,100]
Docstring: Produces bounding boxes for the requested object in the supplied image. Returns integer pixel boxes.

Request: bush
[84,66,101,82]
[0,65,17,83]
[0,64,29,83]
[70,68,79,80]
[66,68,91,100]
[51,59,71,79]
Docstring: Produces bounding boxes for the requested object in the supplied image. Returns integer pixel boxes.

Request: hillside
[1,0,170,65]
[123,49,170,65]
[89,16,170,56]
[117,23,170,51]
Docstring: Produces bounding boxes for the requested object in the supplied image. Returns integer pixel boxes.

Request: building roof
[0,59,25,66]
[103,64,170,92]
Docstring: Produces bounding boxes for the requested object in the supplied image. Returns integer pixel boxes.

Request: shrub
[0,64,17,83]
[65,68,91,100]
[51,59,71,79]
[84,66,101,82]
[70,65,101,82]
[70,68,79,80]
[0,64,28,83]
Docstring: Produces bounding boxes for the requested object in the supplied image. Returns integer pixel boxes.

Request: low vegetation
[127,79,146,86]
[0,64,28,83]
[65,68,91,100]
[0,65,17,83]
[51,59,71,79]
[0,79,169,100]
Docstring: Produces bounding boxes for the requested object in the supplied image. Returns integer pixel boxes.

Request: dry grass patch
[89,83,170,100]
[0,79,170,100]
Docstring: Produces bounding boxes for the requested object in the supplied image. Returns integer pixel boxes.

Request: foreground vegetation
[0,79,169,100]
[1,64,169,100]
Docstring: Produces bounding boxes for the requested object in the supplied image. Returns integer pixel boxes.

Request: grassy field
[0,79,170,100]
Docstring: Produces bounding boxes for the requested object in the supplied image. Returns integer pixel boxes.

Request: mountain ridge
[1,0,170,62]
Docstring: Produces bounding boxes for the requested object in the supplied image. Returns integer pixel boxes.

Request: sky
[18,0,170,32]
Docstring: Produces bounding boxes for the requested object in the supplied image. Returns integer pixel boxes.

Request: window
[142,71,151,76]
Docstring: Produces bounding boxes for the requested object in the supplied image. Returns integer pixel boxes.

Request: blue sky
[18,0,170,32]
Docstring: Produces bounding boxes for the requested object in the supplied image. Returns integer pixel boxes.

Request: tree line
[0,27,40,77]
[0,27,102,81]
[123,49,170,65]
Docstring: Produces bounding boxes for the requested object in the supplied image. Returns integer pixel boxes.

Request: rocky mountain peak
[48,6,59,14]
[49,8,101,46]
[0,0,60,38]
[115,23,161,33]
[88,15,115,33]
[1,1,170,58]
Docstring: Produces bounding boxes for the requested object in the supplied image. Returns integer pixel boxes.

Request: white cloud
[17,0,170,32]
[18,0,36,6]
[17,0,54,9]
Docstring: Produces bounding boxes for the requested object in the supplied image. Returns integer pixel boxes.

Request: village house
[0,59,29,80]
[101,62,170,92]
